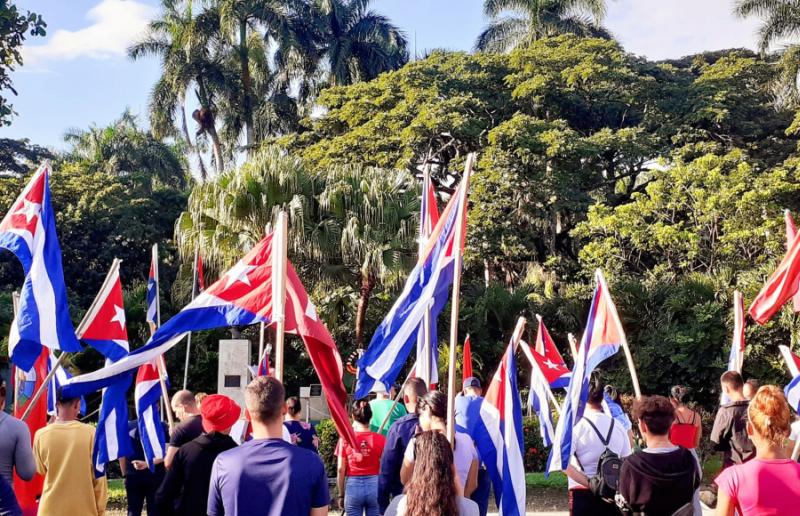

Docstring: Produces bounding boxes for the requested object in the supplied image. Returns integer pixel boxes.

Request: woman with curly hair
[385,431,479,516]
[715,385,800,515]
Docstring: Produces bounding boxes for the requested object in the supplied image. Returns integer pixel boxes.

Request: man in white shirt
[565,380,632,515]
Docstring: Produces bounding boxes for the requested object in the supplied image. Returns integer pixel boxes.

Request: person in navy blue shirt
[120,419,169,516]
[208,376,329,516]
[283,397,319,453]
[377,377,427,513]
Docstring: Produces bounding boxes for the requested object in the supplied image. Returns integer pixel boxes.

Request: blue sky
[2,0,762,150]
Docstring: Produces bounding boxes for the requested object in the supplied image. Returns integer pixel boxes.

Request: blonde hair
[747,385,791,446]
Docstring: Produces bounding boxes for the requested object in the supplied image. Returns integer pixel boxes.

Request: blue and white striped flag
[135,359,167,470]
[355,175,469,399]
[93,370,133,477]
[146,244,159,326]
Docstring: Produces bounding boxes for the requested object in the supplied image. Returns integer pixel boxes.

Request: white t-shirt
[229,419,292,445]
[384,494,479,516]
[404,431,477,491]
[569,410,632,490]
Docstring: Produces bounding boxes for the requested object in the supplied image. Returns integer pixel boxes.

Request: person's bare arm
[118,457,128,477]
[400,459,414,485]
[164,445,179,469]
[716,489,736,516]
[463,459,478,498]
[310,507,328,516]
[564,465,589,488]
[336,453,346,509]
[694,411,703,449]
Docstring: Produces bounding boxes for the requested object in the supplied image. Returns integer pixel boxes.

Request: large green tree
[0,1,45,125]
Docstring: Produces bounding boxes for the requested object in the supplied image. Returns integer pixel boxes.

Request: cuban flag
[547,270,625,473]
[782,346,800,412]
[135,359,167,470]
[45,352,86,416]
[531,315,571,389]
[414,170,441,385]
[257,351,270,376]
[77,260,130,361]
[93,372,133,477]
[146,244,159,326]
[356,176,468,398]
[465,342,526,515]
[63,233,359,449]
[0,163,81,370]
[781,345,800,378]
[519,340,555,447]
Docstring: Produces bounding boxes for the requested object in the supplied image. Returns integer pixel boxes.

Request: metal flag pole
[22,258,123,421]
[445,153,475,444]
[272,212,289,382]
[182,245,199,390]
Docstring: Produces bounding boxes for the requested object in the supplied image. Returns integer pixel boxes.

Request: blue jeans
[345,475,379,516]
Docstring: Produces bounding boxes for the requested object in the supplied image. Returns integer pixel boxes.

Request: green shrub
[316,419,339,477]
[522,416,549,472]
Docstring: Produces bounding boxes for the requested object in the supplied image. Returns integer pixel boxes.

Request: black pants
[470,469,490,516]
[569,489,621,516]
[125,469,165,516]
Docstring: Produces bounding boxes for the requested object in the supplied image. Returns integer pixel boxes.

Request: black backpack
[574,417,623,502]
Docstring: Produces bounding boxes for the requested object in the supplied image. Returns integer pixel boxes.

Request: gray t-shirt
[0,412,35,484]
[385,494,479,516]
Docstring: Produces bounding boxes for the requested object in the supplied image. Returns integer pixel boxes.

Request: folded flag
[780,345,800,378]
[414,171,441,386]
[749,219,800,324]
[462,334,473,380]
[46,352,86,416]
[728,290,745,373]
[356,176,468,398]
[135,359,167,470]
[782,345,800,412]
[466,341,526,515]
[93,369,133,477]
[146,244,159,326]
[547,270,625,473]
[197,252,206,292]
[63,233,359,449]
[0,163,81,370]
[532,315,571,389]
[77,259,130,361]
[257,350,270,377]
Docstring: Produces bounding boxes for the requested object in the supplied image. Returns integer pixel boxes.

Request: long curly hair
[404,431,458,516]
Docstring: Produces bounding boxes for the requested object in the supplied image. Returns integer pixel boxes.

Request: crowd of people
[2,369,800,515]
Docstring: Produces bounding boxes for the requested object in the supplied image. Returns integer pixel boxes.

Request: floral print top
[283,420,320,453]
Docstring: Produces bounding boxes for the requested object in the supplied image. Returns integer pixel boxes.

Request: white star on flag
[15,199,41,223]
[110,305,126,330]
[543,358,559,370]
[224,260,256,289]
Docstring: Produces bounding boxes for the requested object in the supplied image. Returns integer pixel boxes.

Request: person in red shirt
[336,398,387,516]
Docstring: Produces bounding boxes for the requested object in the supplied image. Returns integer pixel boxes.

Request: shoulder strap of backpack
[584,417,615,446]
[603,418,616,446]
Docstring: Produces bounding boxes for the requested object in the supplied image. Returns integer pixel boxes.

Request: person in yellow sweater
[33,388,107,516]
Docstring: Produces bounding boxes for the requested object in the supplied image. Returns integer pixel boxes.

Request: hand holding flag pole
[445,153,475,444]
[272,211,289,381]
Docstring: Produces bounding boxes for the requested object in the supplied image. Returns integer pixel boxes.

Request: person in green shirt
[369,385,407,436]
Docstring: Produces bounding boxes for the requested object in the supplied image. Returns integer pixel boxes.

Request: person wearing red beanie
[155,394,241,515]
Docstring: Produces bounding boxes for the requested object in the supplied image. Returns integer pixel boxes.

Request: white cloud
[605,0,762,60]
[23,0,157,64]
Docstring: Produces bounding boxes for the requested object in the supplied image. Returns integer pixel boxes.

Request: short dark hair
[56,386,79,406]
[405,377,428,399]
[721,370,744,391]
[286,396,302,416]
[587,378,604,406]
[745,378,759,390]
[633,395,675,436]
[352,398,372,425]
[245,376,285,423]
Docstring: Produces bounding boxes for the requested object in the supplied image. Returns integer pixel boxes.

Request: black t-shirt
[169,415,203,448]
[710,400,755,466]
[156,432,237,515]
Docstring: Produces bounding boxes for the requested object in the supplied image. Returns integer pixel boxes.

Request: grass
[702,454,722,483]
[108,478,126,506]
[525,471,568,489]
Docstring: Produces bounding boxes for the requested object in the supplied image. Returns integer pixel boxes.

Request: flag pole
[148,245,174,429]
[273,212,289,382]
[420,164,433,388]
[596,270,642,398]
[11,291,19,415]
[518,339,561,416]
[567,333,579,365]
[182,245,199,390]
[23,258,123,422]
[445,153,474,445]
[378,369,414,434]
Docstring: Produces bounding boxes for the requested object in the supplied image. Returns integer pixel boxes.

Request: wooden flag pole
[23,258,122,421]
[445,153,475,445]
[182,245,199,390]
[596,270,642,399]
[273,212,289,382]
[518,339,561,416]
[378,369,414,434]
[567,333,579,365]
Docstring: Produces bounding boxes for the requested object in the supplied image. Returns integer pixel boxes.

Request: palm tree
[734,0,800,52]
[311,0,409,86]
[64,110,188,191]
[176,146,419,347]
[475,0,610,53]
[129,0,227,176]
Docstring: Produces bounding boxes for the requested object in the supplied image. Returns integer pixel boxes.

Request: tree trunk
[196,77,224,175]
[239,18,254,152]
[181,105,207,181]
[355,274,376,349]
